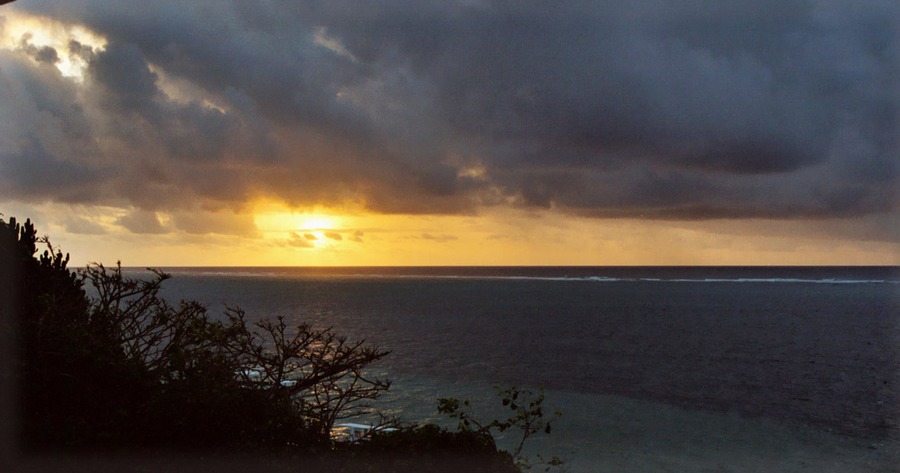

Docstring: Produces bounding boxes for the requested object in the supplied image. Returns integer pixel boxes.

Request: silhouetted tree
[222,310,391,436]
[2,215,389,453]
[335,424,521,473]
[1,216,130,448]
[439,386,564,471]
[2,214,534,472]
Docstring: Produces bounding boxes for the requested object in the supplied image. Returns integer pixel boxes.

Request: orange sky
[4,199,896,267]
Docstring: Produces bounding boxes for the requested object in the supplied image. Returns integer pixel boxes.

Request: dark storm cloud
[89,43,159,113]
[4,1,898,233]
[0,49,108,202]
[0,136,104,202]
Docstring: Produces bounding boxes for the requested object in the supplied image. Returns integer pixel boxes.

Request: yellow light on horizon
[5,199,898,266]
[298,214,337,231]
[251,202,353,252]
[255,207,340,230]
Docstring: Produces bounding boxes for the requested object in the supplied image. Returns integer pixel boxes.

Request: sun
[254,206,341,232]
[299,215,336,231]
[252,203,349,251]
[296,214,339,248]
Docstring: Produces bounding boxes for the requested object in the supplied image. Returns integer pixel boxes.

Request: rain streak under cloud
[0,0,897,252]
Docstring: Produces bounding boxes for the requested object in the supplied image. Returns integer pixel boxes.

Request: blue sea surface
[140,266,898,472]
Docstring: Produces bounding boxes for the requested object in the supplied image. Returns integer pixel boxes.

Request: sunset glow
[0,3,897,267]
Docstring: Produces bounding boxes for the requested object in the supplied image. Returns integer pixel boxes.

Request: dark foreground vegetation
[1,215,560,472]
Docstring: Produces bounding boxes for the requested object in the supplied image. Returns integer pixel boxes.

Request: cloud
[116,209,167,234]
[89,42,159,113]
[18,33,60,64]
[171,209,258,236]
[418,233,458,243]
[0,49,108,203]
[324,231,342,241]
[285,231,314,248]
[2,1,897,234]
[63,215,106,235]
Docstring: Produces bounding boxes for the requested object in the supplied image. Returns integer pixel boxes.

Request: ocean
[143,266,899,472]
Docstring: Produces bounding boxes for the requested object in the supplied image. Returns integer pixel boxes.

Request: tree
[439,386,565,472]
[221,311,391,436]
[1,216,119,448]
[3,215,391,452]
[338,424,521,473]
[3,214,537,472]
[79,261,392,449]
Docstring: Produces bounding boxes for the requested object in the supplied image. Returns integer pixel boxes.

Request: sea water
[145,267,899,472]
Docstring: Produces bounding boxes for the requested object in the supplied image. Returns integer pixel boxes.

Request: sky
[0,0,897,266]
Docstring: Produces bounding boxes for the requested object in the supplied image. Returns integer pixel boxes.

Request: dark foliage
[2,215,525,472]
[439,387,565,471]
[0,215,374,454]
[1,216,117,449]
[332,424,520,473]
